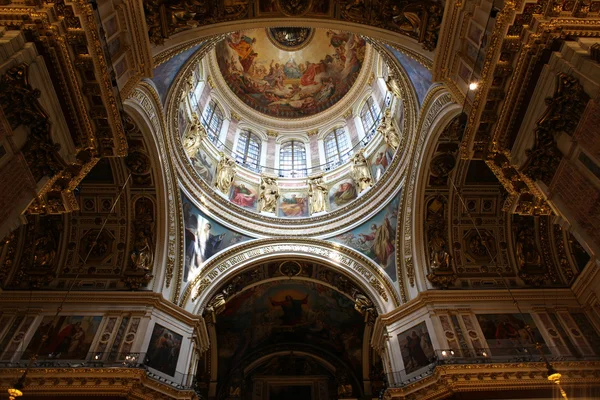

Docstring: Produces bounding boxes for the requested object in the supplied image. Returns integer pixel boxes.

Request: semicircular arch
[179,238,400,314]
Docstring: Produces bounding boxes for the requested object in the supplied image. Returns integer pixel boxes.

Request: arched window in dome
[235,130,261,172]
[202,99,223,144]
[360,96,380,135]
[324,127,350,168]
[279,140,307,177]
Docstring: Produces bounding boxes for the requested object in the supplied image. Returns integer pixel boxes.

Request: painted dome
[215,28,367,119]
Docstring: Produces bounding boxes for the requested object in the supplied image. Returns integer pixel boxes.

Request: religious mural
[476,314,549,356]
[152,44,202,103]
[384,45,432,105]
[397,321,435,374]
[216,280,365,380]
[22,316,103,360]
[330,190,401,282]
[190,147,216,184]
[278,192,309,217]
[328,178,358,211]
[145,323,183,376]
[182,194,253,283]
[370,143,394,182]
[229,180,259,211]
[216,29,366,118]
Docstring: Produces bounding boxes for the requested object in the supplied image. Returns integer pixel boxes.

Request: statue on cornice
[353,293,375,316]
[259,176,280,214]
[308,176,328,214]
[182,115,205,158]
[351,149,373,194]
[215,154,236,195]
[385,70,402,99]
[131,235,153,272]
[378,108,401,150]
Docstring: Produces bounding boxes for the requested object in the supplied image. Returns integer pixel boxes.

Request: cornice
[0,367,198,399]
[383,361,600,400]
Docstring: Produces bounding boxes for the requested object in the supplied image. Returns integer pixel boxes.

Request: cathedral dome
[215,28,367,119]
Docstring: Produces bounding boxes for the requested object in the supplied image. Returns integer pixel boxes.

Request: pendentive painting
[22,315,103,360]
[182,193,252,283]
[278,192,309,218]
[476,313,549,356]
[216,280,365,381]
[398,321,435,374]
[330,190,401,282]
[215,28,366,118]
[328,178,358,211]
[229,179,259,211]
[145,323,183,377]
[370,143,394,182]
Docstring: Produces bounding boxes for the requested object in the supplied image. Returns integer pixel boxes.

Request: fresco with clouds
[329,189,401,283]
[182,192,253,283]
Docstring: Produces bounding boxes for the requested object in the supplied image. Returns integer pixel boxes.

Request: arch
[397,84,460,298]
[179,238,400,314]
[123,84,178,295]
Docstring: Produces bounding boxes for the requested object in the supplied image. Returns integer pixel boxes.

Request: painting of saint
[215,29,366,118]
[329,179,358,210]
[370,143,394,182]
[190,148,215,184]
[182,194,252,282]
[145,324,182,377]
[270,293,309,325]
[330,190,401,282]
[229,181,258,210]
[476,314,549,356]
[278,193,308,217]
[398,322,435,374]
[22,316,102,360]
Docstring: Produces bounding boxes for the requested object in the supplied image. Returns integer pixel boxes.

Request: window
[236,130,261,171]
[279,140,307,177]
[324,127,350,166]
[189,75,204,111]
[360,96,380,134]
[202,100,223,144]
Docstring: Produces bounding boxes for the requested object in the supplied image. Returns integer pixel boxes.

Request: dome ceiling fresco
[216,28,367,118]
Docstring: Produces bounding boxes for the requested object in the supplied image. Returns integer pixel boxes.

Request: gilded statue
[351,149,373,194]
[182,115,205,157]
[131,236,153,271]
[377,108,401,150]
[308,176,328,214]
[429,229,451,270]
[354,293,374,316]
[259,176,280,213]
[215,155,236,195]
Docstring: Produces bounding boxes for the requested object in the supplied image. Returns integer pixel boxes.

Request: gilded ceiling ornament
[307,129,319,136]
[522,73,589,185]
[230,111,242,121]
[266,27,315,50]
[342,109,353,119]
[275,0,313,16]
[266,130,278,137]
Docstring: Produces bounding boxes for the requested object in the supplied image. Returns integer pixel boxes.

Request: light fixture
[469,82,479,91]
[441,350,447,356]
[450,350,455,355]
[481,351,488,357]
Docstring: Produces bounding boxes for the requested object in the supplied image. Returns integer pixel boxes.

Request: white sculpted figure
[351,149,373,194]
[377,108,401,150]
[215,154,236,195]
[308,176,328,214]
[259,176,279,213]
